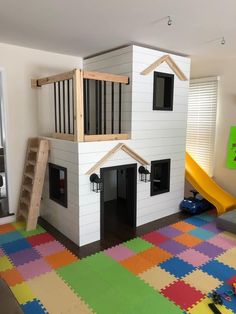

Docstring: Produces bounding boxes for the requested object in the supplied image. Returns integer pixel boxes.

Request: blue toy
[180,190,213,215]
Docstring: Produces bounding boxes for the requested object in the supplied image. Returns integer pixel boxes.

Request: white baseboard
[0,215,16,225]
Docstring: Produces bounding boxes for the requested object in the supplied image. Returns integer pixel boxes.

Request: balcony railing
[32,69,130,142]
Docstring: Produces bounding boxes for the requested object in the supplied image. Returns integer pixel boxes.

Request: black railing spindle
[58,82,61,133]
[67,80,71,134]
[63,80,66,133]
[103,81,106,134]
[95,80,99,134]
[119,83,122,134]
[54,83,57,133]
[111,82,114,134]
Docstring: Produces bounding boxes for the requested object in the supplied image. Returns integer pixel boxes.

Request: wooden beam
[140,54,188,81]
[86,143,124,175]
[83,71,129,84]
[140,55,168,75]
[52,133,75,141]
[165,56,188,81]
[73,69,84,142]
[86,143,149,175]
[121,145,149,165]
[32,70,75,88]
[84,133,130,142]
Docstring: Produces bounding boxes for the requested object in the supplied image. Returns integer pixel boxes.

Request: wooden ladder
[17,138,49,231]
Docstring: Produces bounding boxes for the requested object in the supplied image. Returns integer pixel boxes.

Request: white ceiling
[0,0,236,58]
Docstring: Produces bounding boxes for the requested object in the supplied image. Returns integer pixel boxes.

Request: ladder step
[30,147,38,153]
[21,197,30,206]
[25,172,34,179]
[27,160,36,166]
[23,184,32,193]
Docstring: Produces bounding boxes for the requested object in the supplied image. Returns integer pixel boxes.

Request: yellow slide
[185,152,236,215]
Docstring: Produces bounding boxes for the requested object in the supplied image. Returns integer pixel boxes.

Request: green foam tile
[57,253,180,314]
[123,237,154,253]
[19,225,46,237]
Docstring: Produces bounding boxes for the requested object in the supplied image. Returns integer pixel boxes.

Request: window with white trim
[186,77,218,176]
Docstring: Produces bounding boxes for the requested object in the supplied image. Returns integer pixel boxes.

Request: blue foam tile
[215,284,236,312]
[21,299,48,314]
[185,217,208,227]
[189,227,215,240]
[2,238,32,255]
[159,256,194,278]
[201,260,236,282]
[0,231,23,245]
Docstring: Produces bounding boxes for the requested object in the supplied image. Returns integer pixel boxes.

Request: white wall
[191,56,236,197]
[40,138,80,244]
[79,45,190,246]
[0,42,82,216]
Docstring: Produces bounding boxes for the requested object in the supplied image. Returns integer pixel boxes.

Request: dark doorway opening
[100,163,137,241]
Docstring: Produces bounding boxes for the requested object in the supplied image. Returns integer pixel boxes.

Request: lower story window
[150,159,171,196]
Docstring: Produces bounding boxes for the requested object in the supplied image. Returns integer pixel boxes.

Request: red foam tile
[142,231,169,246]
[161,280,204,310]
[227,275,236,285]
[27,233,54,246]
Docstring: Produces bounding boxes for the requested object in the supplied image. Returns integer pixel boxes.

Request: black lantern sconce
[90,174,103,193]
[138,166,151,182]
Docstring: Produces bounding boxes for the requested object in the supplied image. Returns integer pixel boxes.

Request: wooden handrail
[31,70,75,88]
[31,69,129,88]
[83,71,129,84]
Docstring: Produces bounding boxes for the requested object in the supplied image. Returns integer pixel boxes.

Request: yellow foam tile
[28,271,92,314]
[183,269,222,294]
[0,256,13,272]
[139,266,176,291]
[217,247,236,269]
[11,282,35,304]
[187,297,233,314]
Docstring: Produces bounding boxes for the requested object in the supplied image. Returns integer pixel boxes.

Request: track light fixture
[221,37,226,45]
[167,16,172,26]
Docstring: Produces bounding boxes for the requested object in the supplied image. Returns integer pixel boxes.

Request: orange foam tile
[174,233,203,247]
[0,268,24,286]
[120,254,154,275]
[172,221,196,232]
[44,250,78,269]
[139,247,172,265]
[0,224,16,234]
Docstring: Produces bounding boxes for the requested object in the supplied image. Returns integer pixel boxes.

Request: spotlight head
[221,37,226,45]
[167,16,172,26]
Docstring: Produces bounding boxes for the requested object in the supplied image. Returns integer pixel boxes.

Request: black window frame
[153,71,174,111]
[150,159,171,196]
[49,163,68,208]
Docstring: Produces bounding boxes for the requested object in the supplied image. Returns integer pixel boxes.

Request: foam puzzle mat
[1,212,236,313]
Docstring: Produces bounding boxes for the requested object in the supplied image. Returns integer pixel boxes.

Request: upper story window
[153,71,174,111]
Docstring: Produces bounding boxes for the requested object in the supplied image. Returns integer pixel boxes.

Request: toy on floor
[208,291,223,314]
[179,190,213,215]
[208,287,236,314]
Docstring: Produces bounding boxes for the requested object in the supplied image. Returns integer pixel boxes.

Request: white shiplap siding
[78,45,190,246]
[40,138,80,245]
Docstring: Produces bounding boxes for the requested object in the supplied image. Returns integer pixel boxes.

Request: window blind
[186,77,218,176]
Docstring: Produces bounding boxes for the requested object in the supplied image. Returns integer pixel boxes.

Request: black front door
[100,163,137,241]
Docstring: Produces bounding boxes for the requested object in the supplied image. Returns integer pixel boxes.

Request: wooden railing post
[73,69,84,142]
